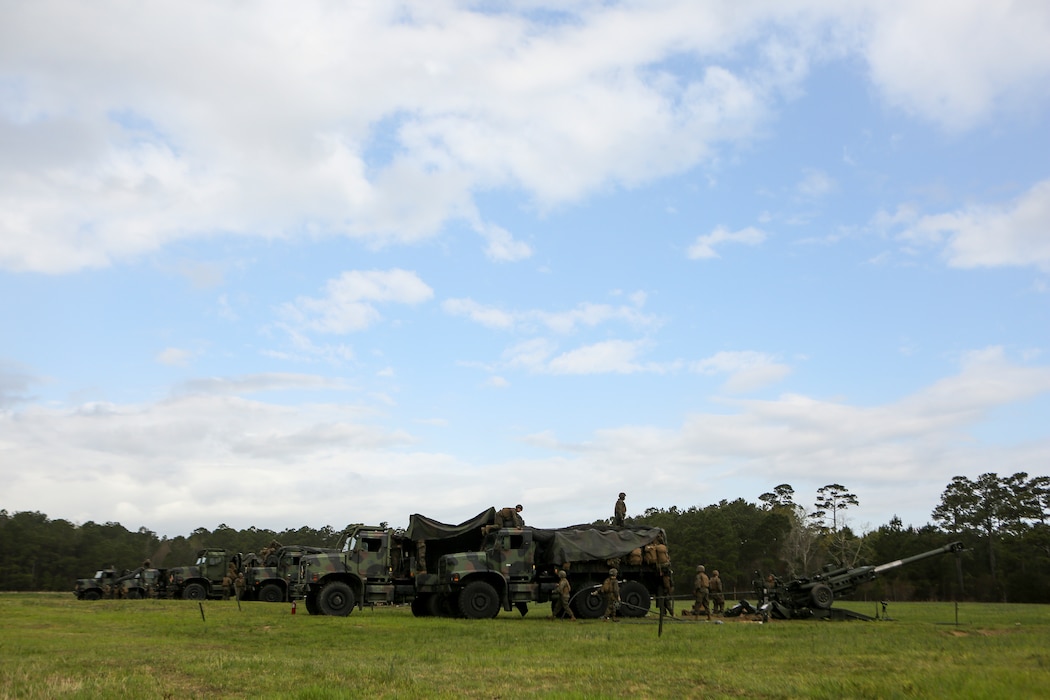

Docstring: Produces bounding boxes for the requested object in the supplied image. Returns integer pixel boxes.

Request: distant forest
[2,472,1047,604]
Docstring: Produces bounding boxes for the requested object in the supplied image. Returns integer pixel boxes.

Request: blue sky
[2,1,1049,537]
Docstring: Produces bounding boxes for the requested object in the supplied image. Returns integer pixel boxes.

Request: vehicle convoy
[74,567,144,600]
[756,541,966,620]
[241,544,339,603]
[297,508,670,619]
[166,548,242,600]
[74,565,168,600]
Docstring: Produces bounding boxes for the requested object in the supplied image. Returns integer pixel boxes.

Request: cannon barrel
[873,541,964,575]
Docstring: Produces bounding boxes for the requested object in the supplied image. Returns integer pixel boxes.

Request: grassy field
[1,593,1048,699]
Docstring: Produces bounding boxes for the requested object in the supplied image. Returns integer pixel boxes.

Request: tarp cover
[532,525,664,565]
[405,508,496,541]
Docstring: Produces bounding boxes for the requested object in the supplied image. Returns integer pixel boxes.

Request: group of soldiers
[690,564,725,619]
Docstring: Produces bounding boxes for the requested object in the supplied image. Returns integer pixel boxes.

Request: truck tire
[304,592,319,615]
[458,581,500,619]
[619,581,651,617]
[259,583,284,603]
[81,590,101,601]
[411,595,432,617]
[125,589,143,600]
[318,581,355,616]
[573,586,606,619]
[810,583,833,610]
[182,583,208,600]
[428,593,448,617]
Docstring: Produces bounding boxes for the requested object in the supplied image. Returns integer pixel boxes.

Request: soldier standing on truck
[613,493,627,526]
[550,570,576,620]
[495,505,524,529]
[594,568,620,621]
[693,565,711,619]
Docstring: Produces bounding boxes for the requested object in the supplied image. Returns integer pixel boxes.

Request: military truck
[74,566,168,600]
[74,567,143,600]
[299,510,670,619]
[241,544,339,602]
[297,509,496,616]
[436,524,668,619]
[166,548,242,600]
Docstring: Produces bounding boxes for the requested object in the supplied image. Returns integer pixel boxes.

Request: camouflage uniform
[598,569,620,620]
[710,570,725,614]
[234,573,246,601]
[693,565,711,619]
[551,570,575,620]
[494,505,524,529]
[613,493,626,526]
[659,568,675,616]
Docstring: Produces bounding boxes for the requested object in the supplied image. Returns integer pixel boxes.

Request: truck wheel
[459,581,500,619]
[411,595,432,617]
[318,582,355,616]
[810,583,833,610]
[259,583,284,603]
[428,593,448,617]
[305,593,319,615]
[81,590,101,601]
[125,589,143,600]
[619,581,651,617]
[573,586,606,619]
[182,583,208,600]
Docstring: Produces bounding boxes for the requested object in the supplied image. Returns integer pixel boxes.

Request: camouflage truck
[74,566,144,600]
[299,511,669,620]
[241,544,340,603]
[74,566,169,600]
[166,548,242,600]
[297,509,495,616]
[436,524,669,619]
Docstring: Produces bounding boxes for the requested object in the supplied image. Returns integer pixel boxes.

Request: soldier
[710,569,725,615]
[234,572,246,601]
[693,564,711,620]
[494,504,524,529]
[659,567,675,616]
[593,568,621,620]
[613,492,627,526]
[550,570,575,620]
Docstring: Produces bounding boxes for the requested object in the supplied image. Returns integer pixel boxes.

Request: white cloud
[156,347,192,367]
[4,346,1047,535]
[443,297,657,334]
[691,350,791,393]
[862,0,1050,131]
[898,179,1050,271]
[796,168,835,198]
[279,269,433,334]
[688,226,767,259]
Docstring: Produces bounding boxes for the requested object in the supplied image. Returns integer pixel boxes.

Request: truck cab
[167,548,240,600]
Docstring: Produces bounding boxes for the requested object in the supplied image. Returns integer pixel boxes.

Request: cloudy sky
[2,1,1049,538]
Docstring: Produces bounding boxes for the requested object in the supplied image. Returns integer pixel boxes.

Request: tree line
[2,471,1047,603]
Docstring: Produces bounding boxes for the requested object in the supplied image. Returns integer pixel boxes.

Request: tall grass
[2,593,1048,698]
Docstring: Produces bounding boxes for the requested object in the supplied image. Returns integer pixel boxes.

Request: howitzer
[760,541,965,620]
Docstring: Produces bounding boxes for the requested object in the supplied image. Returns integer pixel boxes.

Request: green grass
[2,593,1048,698]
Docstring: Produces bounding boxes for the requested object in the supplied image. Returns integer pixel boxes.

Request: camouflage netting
[533,526,664,565]
[404,508,496,542]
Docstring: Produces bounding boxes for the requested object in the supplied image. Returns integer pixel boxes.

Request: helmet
[515,504,523,511]
[697,565,705,572]
[618,492,626,499]
[558,570,567,578]
[609,568,618,576]
[713,570,719,576]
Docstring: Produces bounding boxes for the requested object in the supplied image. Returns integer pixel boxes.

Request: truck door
[354,531,391,581]
[496,530,534,581]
